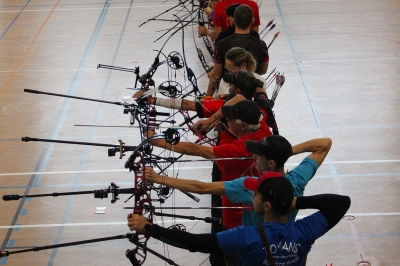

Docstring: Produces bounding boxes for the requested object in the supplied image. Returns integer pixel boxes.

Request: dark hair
[258,178,294,216]
[226,4,240,18]
[234,4,253,30]
[225,47,257,72]
[233,70,263,99]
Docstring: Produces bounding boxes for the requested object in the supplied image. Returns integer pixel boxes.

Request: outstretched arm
[146,130,216,159]
[198,25,222,40]
[145,167,226,195]
[133,91,196,111]
[193,94,246,133]
[291,138,332,166]
[127,214,221,253]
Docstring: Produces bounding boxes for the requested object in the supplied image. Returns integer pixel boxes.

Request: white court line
[0,159,399,177]
[0,166,212,177]
[0,5,174,13]
[1,212,399,229]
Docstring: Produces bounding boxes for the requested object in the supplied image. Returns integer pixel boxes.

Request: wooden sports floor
[0,0,399,265]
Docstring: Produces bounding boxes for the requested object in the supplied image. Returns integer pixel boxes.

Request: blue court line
[20,209,27,216]
[275,0,320,129]
[275,0,372,256]
[0,0,31,40]
[275,0,367,258]
[47,1,135,265]
[0,239,15,265]
[0,0,109,256]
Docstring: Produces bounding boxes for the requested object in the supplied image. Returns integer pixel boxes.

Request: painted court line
[0,4,175,13]
[1,212,399,230]
[0,0,61,97]
[0,219,199,229]
[0,159,399,177]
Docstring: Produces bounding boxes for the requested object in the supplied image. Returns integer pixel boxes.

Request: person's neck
[234,27,251,34]
[265,166,285,176]
[264,213,288,224]
[236,131,247,138]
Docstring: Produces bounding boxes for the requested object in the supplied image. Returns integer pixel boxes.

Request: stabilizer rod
[24,89,130,106]
[153,212,221,224]
[3,183,135,204]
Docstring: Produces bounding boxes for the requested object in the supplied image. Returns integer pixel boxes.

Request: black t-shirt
[215,26,260,45]
[215,33,269,73]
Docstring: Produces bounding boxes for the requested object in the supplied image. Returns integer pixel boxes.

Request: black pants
[209,163,227,266]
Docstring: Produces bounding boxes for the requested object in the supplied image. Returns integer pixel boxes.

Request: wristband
[156,98,183,109]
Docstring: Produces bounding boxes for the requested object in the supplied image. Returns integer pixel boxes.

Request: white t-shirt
[213,72,266,98]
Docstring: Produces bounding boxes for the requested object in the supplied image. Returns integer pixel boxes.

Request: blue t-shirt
[217,212,329,266]
[224,157,319,226]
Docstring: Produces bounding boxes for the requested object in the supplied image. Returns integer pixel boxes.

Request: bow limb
[193,1,214,73]
[198,1,215,58]
[125,151,153,266]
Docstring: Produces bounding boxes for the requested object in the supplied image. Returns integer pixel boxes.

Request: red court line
[0,0,61,97]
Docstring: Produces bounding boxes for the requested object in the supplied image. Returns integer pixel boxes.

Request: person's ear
[264,201,272,212]
[269,159,277,169]
[252,17,255,25]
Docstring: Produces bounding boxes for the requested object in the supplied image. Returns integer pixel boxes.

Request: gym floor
[0,0,399,265]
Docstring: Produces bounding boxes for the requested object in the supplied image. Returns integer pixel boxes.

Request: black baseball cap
[245,135,293,165]
[221,100,261,125]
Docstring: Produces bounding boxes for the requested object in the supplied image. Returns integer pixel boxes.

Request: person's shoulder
[285,157,319,177]
[216,35,231,45]
[225,176,247,186]
[299,156,319,167]
[242,126,270,140]
[244,0,260,8]
[250,30,260,39]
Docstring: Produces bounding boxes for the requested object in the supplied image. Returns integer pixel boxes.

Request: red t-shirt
[214,0,261,31]
[212,126,271,229]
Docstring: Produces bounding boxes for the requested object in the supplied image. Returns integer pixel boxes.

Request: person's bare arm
[145,167,226,195]
[198,26,222,39]
[206,63,223,96]
[291,138,332,166]
[193,95,246,133]
[147,130,216,159]
[133,92,196,111]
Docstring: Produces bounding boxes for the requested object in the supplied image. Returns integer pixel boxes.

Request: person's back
[214,5,268,74]
[217,177,351,265]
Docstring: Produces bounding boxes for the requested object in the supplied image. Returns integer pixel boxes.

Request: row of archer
[0,1,293,266]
